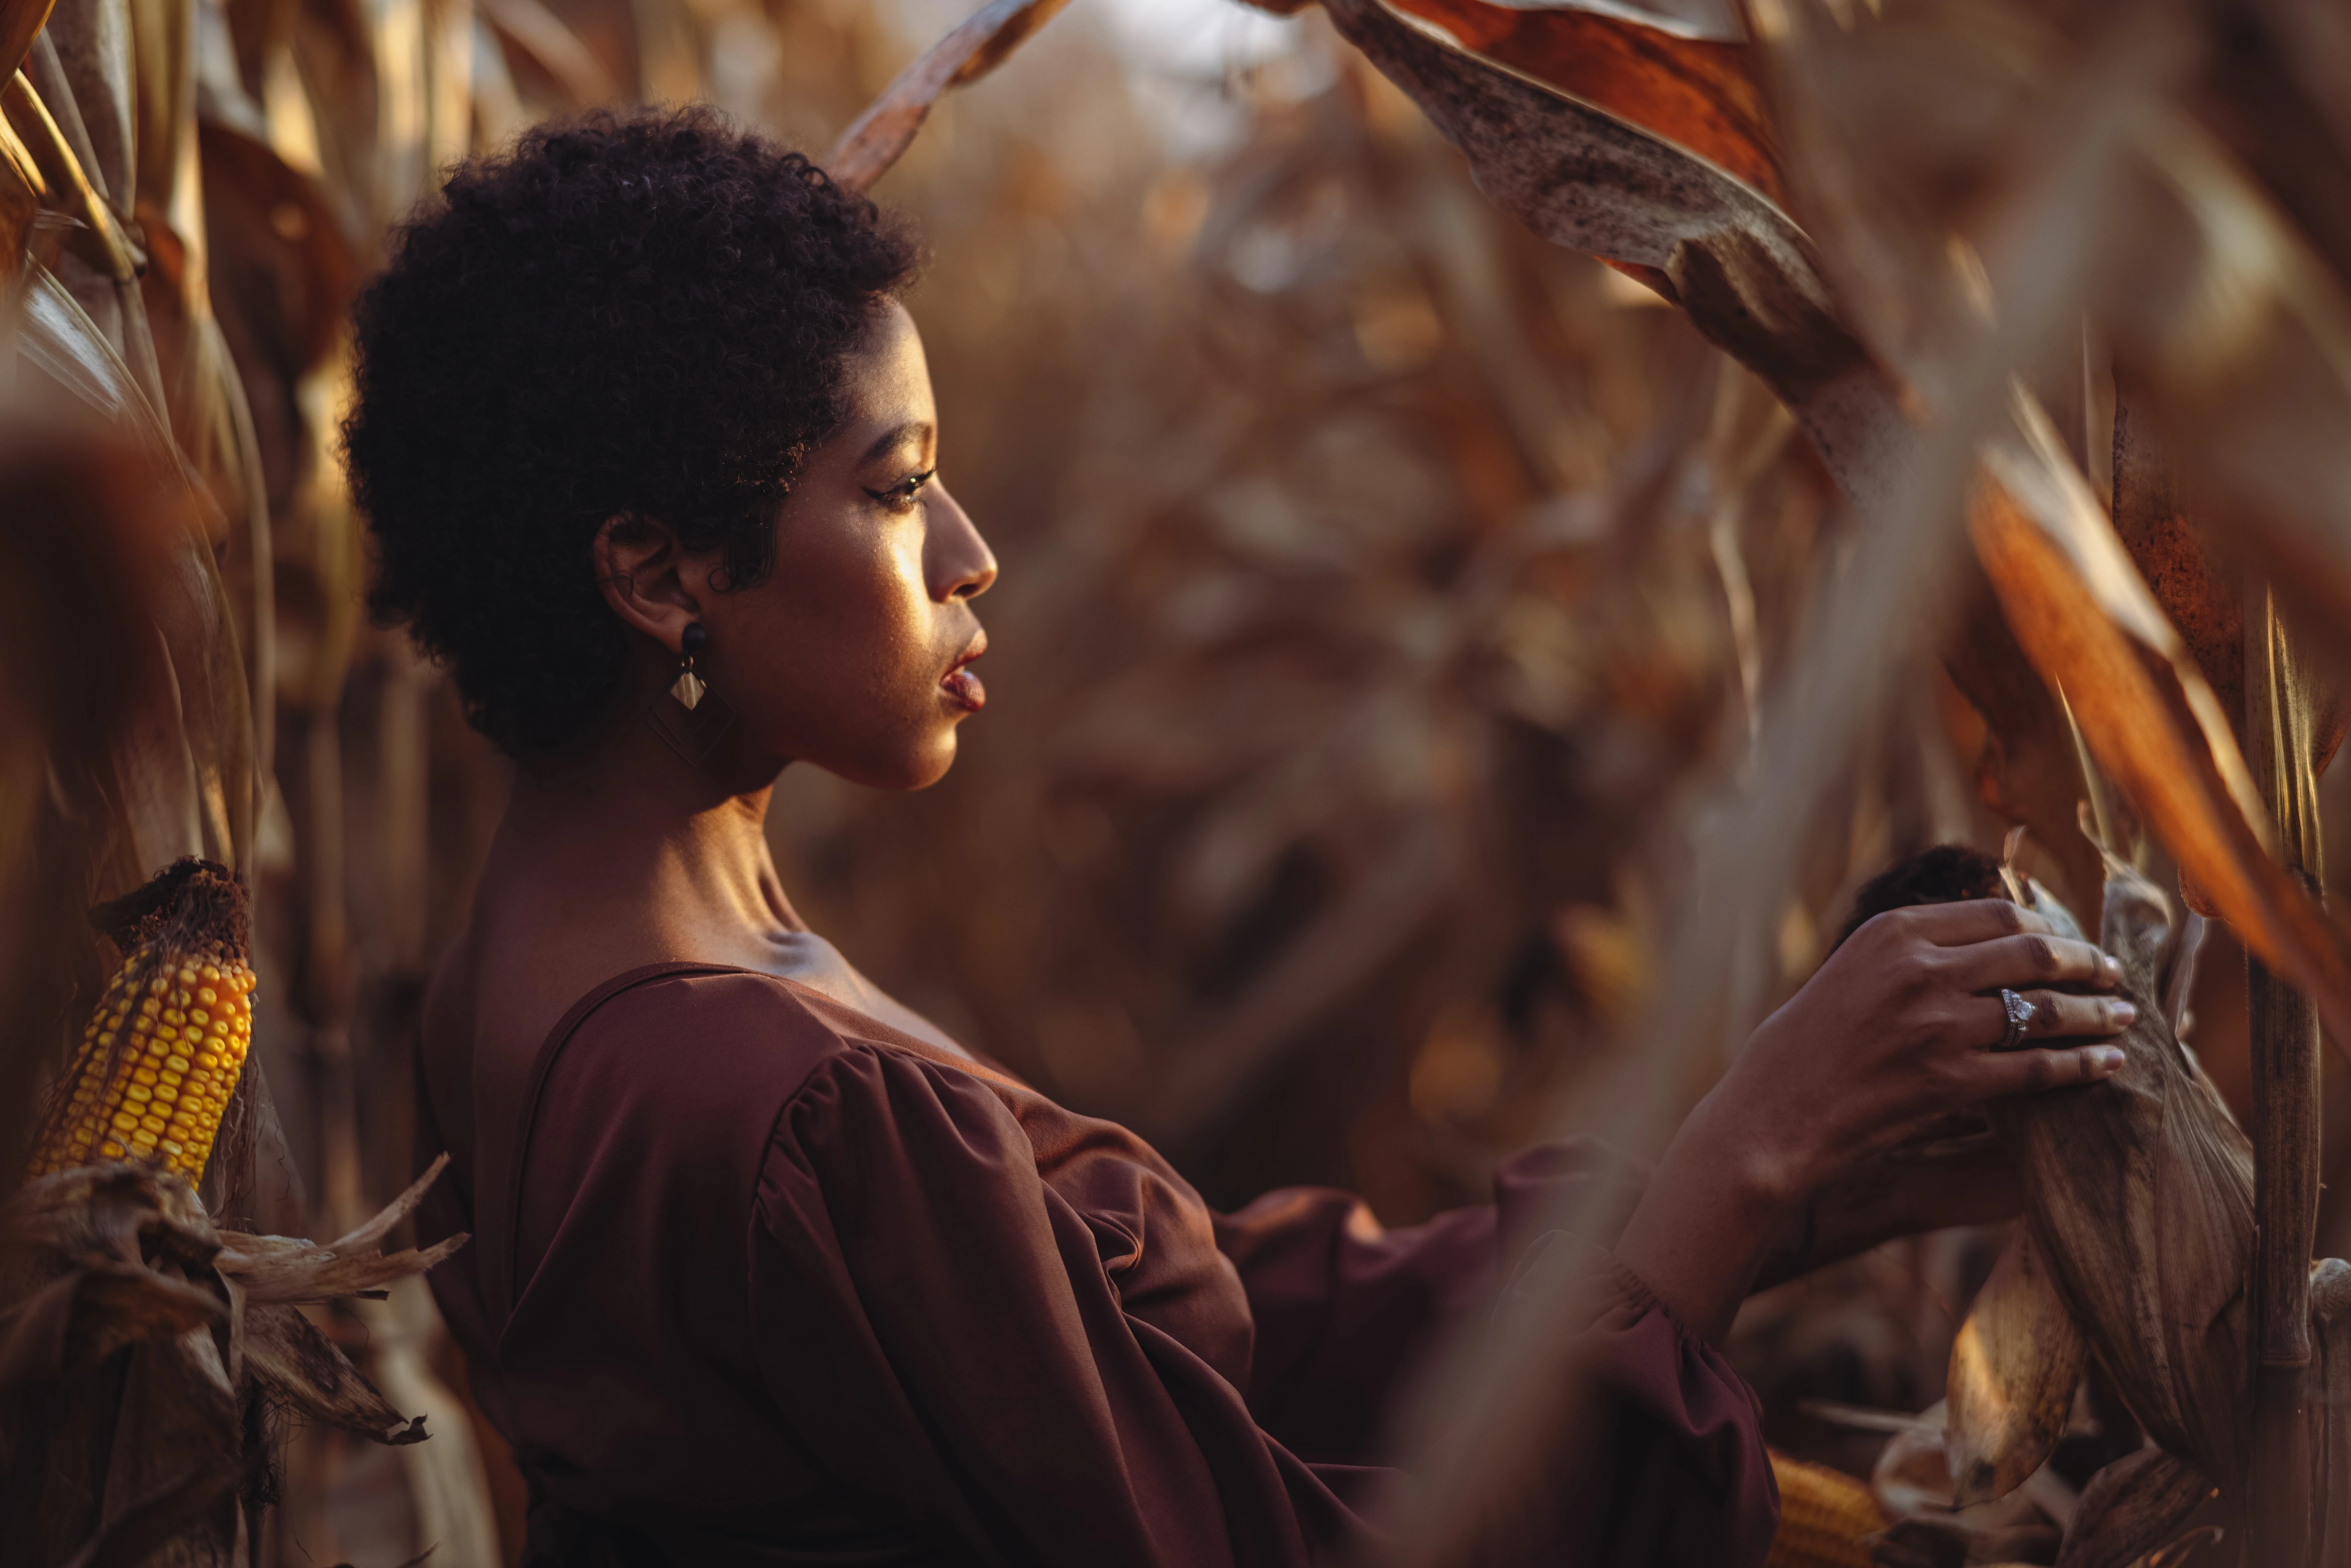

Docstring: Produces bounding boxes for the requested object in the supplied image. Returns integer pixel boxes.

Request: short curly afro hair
[344,105,920,758]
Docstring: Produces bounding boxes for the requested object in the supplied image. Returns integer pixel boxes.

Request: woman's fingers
[1968,1042,2128,1097]
[1977,988,2136,1045]
[1949,931,2123,993]
[1897,898,2050,946]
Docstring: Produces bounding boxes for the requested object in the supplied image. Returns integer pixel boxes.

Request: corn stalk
[2243,582,2328,1566]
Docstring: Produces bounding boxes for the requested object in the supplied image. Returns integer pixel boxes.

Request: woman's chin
[823,730,961,793]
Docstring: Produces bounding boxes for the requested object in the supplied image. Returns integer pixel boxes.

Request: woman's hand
[1613,899,2132,1342]
[1715,899,2132,1202]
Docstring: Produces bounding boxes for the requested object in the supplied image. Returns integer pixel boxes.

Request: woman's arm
[1614,898,2133,1343]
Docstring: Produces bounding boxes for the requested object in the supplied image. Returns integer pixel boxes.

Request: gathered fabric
[416,964,1778,1567]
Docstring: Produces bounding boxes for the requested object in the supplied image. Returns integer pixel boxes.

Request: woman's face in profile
[700,301,998,791]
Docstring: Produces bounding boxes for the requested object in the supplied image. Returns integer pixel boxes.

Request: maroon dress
[414,963,1778,1566]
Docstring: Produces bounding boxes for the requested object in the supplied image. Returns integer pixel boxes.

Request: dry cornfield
[3,0,2351,1561]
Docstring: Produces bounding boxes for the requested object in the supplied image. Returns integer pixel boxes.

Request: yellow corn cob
[1766,1450,1886,1568]
[28,860,256,1183]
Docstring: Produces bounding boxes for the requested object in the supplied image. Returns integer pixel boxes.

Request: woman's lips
[941,666,985,712]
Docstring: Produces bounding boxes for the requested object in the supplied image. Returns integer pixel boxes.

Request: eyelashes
[863,469,936,510]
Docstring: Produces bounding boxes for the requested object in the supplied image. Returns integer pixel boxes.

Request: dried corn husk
[0,1158,463,1560]
[2052,1447,2213,1568]
[1945,1225,2087,1507]
[1980,855,2254,1497]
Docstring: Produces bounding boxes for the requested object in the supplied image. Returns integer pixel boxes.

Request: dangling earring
[647,620,736,767]
[670,621,710,710]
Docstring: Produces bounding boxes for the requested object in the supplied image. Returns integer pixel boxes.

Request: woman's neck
[488,724,806,948]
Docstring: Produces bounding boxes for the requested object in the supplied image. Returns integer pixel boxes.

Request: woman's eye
[863,469,935,510]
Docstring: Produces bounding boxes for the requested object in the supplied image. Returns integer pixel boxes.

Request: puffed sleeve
[749,1049,1776,1568]
[748,1042,1365,1567]
[1216,1139,1775,1566]
[1214,1141,1651,1461]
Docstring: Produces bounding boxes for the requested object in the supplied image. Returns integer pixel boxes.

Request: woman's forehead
[843,303,930,406]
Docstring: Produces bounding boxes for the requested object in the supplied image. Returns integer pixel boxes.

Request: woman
[356,109,2135,1566]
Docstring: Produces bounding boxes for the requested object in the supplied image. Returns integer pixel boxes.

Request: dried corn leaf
[0,114,35,274]
[61,1262,224,1369]
[3,72,140,283]
[1940,574,2105,915]
[478,0,617,112]
[216,1155,467,1304]
[1376,0,1782,201]
[0,0,52,83]
[122,0,189,223]
[241,1299,426,1444]
[1308,0,1909,507]
[823,0,1075,195]
[2053,1447,2212,1568]
[40,0,132,205]
[52,1456,245,1568]
[5,1160,220,1263]
[1971,393,2351,1051]
[11,263,254,882]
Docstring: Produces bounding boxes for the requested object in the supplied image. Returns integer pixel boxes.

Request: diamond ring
[1997,987,2035,1050]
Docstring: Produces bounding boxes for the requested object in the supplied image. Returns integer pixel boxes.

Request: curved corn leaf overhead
[1973,392,2351,1056]
[1303,0,1909,512]
[823,0,1077,194]
[1378,0,1784,203]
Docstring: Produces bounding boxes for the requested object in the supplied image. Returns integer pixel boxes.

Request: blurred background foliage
[7,0,2351,1556]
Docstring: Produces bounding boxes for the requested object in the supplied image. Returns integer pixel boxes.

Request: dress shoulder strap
[480,961,749,1334]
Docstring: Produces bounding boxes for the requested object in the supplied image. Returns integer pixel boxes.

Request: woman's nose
[928,482,998,603]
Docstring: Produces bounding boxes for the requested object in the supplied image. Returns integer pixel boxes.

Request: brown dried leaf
[1970,397,2351,1053]
[56,1456,245,1568]
[823,0,1076,195]
[478,0,619,111]
[214,1232,465,1305]
[1379,0,1782,202]
[64,1259,225,1367]
[122,0,188,219]
[1308,0,1908,510]
[10,262,254,879]
[241,1299,427,1444]
[5,1160,219,1264]
[3,71,141,282]
[2053,1447,2213,1568]
[40,0,133,206]
[216,1154,465,1302]
[0,0,53,82]
[1941,573,2105,916]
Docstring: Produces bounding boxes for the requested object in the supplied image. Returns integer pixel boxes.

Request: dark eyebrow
[859,421,933,467]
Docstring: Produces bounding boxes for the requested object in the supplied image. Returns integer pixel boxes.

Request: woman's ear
[592,514,702,654]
